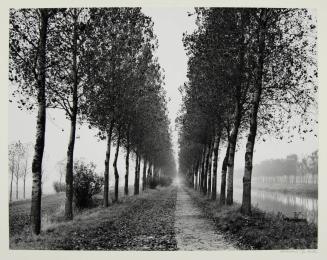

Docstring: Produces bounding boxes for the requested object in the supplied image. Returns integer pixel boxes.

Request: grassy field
[9,193,66,236]
[187,187,317,250]
[9,185,140,236]
[10,186,177,250]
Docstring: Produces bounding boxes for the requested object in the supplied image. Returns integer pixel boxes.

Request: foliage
[8,141,26,177]
[9,7,176,226]
[8,141,30,200]
[235,150,318,178]
[178,8,317,209]
[149,178,158,189]
[53,182,66,193]
[82,8,176,179]
[158,176,173,187]
[297,150,318,176]
[73,161,104,209]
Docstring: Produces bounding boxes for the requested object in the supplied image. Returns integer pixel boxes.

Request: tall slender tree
[9,8,55,234]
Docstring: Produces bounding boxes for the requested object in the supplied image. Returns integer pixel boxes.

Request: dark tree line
[177,8,317,214]
[9,8,176,235]
[243,150,318,178]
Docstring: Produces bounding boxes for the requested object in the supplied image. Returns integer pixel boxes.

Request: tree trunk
[10,169,14,202]
[195,168,198,190]
[138,155,141,187]
[134,153,140,195]
[212,134,221,200]
[241,10,267,215]
[207,140,214,197]
[142,158,147,191]
[30,9,49,235]
[226,107,242,206]
[103,121,114,207]
[23,177,26,199]
[147,162,152,187]
[200,146,206,192]
[65,116,77,220]
[64,12,79,220]
[195,159,199,190]
[203,144,211,195]
[226,14,247,206]
[16,175,19,200]
[220,145,230,205]
[113,129,121,202]
[124,124,130,196]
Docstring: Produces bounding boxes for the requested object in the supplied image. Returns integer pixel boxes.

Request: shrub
[148,176,172,189]
[149,178,158,189]
[158,176,172,187]
[53,181,66,193]
[73,161,103,209]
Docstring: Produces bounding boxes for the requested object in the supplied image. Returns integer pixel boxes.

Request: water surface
[234,188,317,224]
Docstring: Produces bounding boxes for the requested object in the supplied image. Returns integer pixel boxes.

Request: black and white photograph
[1,0,326,255]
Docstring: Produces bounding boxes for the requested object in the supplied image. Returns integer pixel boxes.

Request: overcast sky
[8,7,318,197]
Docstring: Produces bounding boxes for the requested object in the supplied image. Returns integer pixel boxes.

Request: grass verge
[186,187,317,250]
[10,186,177,250]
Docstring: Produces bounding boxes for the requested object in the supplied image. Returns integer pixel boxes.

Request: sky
[8,7,318,198]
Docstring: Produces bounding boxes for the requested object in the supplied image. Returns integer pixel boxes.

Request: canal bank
[250,183,317,198]
[186,187,317,250]
[233,186,317,224]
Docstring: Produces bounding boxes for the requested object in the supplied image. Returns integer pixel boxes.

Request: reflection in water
[234,188,318,224]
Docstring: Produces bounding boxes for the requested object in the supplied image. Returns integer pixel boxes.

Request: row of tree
[177,8,317,214]
[9,8,175,235]
[8,141,31,201]
[246,150,318,178]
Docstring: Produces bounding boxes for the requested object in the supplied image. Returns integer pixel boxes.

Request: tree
[8,141,24,201]
[180,8,252,202]
[241,9,317,214]
[55,158,66,185]
[211,133,220,200]
[113,127,121,202]
[30,9,50,232]
[142,158,147,191]
[179,8,316,214]
[9,143,16,202]
[21,143,32,199]
[125,123,131,195]
[9,8,55,234]
[219,144,230,204]
[82,8,157,204]
[134,152,140,195]
[44,8,91,220]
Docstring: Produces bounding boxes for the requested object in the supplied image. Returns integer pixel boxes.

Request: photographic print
[4,0,321,253]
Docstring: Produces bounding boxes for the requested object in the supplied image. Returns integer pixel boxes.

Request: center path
[174,184,236,250]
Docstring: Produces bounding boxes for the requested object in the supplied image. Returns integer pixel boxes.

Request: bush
[53,181,66,193]
[158,176,172,187]
[73,161,103,209]
[149,178,158,189]
[148,176,172,189]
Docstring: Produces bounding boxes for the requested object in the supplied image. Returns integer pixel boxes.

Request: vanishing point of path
[174,184,236,250]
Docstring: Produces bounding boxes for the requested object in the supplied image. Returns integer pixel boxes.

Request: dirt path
[174,184,236,250]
